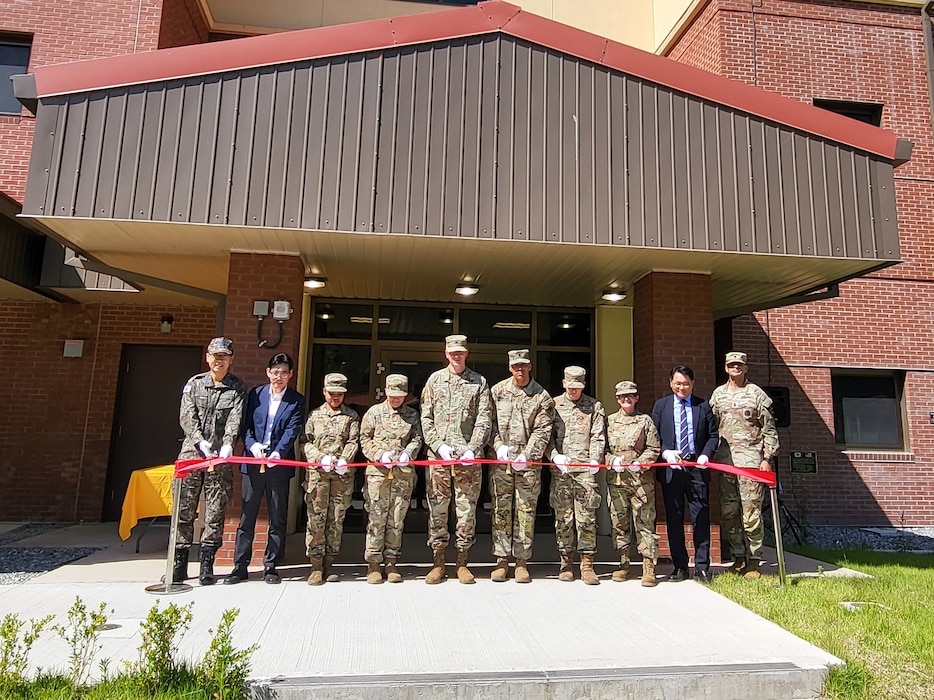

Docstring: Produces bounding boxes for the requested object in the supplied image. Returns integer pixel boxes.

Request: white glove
[335,458,349,475]
[496,445,511,461]
[380,451,394,465]
[320,455,333,472]
[696,454,709,468]
[512,454,528,471]
[397,452,410,464]
[588,459,601,475]
[553,453,569,474]
[612,457,624,473]
[218,444,233,460]
[460,449,476,464]
[269,451,280,461]
[662,449,681,464]
[249,443,265,459]
[628,460,642,473]
[438,444,454,461]
[198,440,214,458]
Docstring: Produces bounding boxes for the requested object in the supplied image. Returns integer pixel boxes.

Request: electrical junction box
[272,300,291,320]
[253,300,270,317]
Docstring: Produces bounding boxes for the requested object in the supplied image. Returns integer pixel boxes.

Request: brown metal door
[102,344,203,521]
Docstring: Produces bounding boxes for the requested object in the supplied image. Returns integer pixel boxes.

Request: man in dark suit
[650,364,719,583]
[226,353,305,585]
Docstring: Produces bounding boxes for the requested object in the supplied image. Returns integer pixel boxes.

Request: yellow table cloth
[118,465,175,540]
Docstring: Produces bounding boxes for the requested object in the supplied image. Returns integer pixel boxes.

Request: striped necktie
[679,399,690,455]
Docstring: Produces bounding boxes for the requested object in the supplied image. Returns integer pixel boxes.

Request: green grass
[1,667,208,699]
[711,547,934,700]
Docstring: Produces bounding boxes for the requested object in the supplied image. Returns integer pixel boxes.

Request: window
[831,371,905,449]
[813,99,883,127]
[1,38,31,115]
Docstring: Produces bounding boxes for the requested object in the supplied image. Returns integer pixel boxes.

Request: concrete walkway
[0,522,851,699]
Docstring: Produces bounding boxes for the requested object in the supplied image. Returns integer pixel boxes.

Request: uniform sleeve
[759,393,780,461]
[222,381,247,449]
[490,386,505,452]
[589,400,607,463]
[708,387,723,419]
[179,379,205,445]
[639,415,662,464]
[272,393,306,459]
[302,413,321,462]
[402,412,423,460]
[359,407,380,461]
[524,393,554,462]
[340,412,361,463]
[420,376,441,454]
[467,379,493,454]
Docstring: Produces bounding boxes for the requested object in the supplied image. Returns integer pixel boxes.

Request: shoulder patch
[182,384,191,394]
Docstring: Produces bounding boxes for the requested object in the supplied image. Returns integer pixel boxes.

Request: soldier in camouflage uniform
[359,374,423,584]
[302,373,360,585]
[547,366,606,585]
[605,381,661,587]
[175,337,247,586]
[710,352,779,580]
[489,349,554,583]
[421,334,493,584]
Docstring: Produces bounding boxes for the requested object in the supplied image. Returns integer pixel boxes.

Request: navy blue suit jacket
[650,393,719,460]
[243,385,305,475]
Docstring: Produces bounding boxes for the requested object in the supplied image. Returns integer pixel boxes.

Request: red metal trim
[29,0,900,160]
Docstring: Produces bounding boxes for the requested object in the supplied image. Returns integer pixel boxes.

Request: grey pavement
[0,522,848,699]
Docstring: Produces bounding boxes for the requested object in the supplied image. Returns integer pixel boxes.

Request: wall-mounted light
[455,283,480,296]
[601,289,627,302]
[160,315,174,333]
[304,276,327,291]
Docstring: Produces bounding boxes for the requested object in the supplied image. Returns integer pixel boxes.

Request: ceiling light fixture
[455,283,480,296]
[601,289,627,302]
[439,309,454,324]
[304,276,327,290]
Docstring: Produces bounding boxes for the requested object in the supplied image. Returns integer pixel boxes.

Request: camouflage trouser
[304,468,355,558]
[174,465,233,549]
[364,468,415,563]
[427,464,482,552]
[720,472,766,559]
[606,470,659,561]
[489,463,541,560]
[550,468,600,555]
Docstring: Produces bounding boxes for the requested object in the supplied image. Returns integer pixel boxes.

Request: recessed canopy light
[557,322,575,330]
[601,290,626,302]
[304,276,327,290]
[439,309,454,324]
[455,283,480,296]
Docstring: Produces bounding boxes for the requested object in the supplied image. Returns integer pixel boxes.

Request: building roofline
[19,0,902,162]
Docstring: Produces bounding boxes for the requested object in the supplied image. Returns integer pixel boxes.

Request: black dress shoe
[224,568,249,585]
[264,569,281,584]
[694,569,712,584]
[669,567,689,582]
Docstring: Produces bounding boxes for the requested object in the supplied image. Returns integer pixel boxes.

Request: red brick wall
[158,0,209,49]
[0,301,216,521]
[670,0,934,526]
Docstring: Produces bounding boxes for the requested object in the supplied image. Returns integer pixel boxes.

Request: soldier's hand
[759,459,773,472]
[438,444,454,461]
[335,458,349,475]
[320,455,333,472]
[628,460,642,473]
[511,454,528,471]
[198,440,214,458]
[218,444,233,460]
[695,454,709,469]
[553,453,569,474]
[460,449,476,465]
[612,457,624,473]
[249,443,265,459]
[588,460,601,475]
[496,445,511,462]
[380,451,394,465]
[397,452,410,464]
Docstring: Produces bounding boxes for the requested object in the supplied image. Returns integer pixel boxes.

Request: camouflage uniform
[360,399,423,563]
[302,403,360,558]
[548,394,606,555]
[490,376,554,560]
[605,409,661,562]
[176,371,247,549]
[710,381,779,560]
[421,366,493,552]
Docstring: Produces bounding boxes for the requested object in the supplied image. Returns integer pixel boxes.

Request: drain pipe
[923,3,934,140]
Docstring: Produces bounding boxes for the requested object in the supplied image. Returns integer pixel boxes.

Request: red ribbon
[174,456,776,487]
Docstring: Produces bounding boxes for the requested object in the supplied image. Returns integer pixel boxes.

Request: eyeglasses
[269,370,292,378]
[617,395,637,401]
[671,382,692,388]
[726,363,746,368]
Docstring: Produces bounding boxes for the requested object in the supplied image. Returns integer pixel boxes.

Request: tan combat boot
[641,559,657,587]
[491,557,509,582]
[580,554,600,585]
[307,556,324,586]
[727,557,747,575]
[558,552,575,582]
[612,554,630,582]
[324,555,339,583]
[514,559,531,584]
[425,549,446,584]
[743,559,762,580]
[385,558,403,583]
[455,550,475,584]
[366,562,383,584]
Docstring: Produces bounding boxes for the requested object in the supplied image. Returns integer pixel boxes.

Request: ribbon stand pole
[769,486,787,587]
[145,472,192,595]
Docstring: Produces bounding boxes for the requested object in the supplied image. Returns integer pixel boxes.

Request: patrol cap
[563,366,586,389]
[207,337,234,355]
[725,351,748,365]
[615,380,638,396]
[508,349,531,365]
[385,374,409,397]
[324,372,348,393]
[445,334,468,352]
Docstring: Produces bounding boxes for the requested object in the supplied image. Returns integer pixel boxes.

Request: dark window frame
[813,98,883,127]
[831,369,906,450]
[0,35,31,116]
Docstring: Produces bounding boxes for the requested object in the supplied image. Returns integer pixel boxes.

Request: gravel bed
[0,546,100,585]
[0,522,71,547]
[805,526,934,553]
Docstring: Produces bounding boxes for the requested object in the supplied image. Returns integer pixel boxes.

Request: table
[118,465,175,544]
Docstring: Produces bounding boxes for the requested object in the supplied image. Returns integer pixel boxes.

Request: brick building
[1,0,929,571]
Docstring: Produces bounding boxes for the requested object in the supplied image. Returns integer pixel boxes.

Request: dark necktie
[679,399,690,455]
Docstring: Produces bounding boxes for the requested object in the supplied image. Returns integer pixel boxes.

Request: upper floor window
[831,370,905,449]
[813,98,883,127]
[1,38,31,115]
